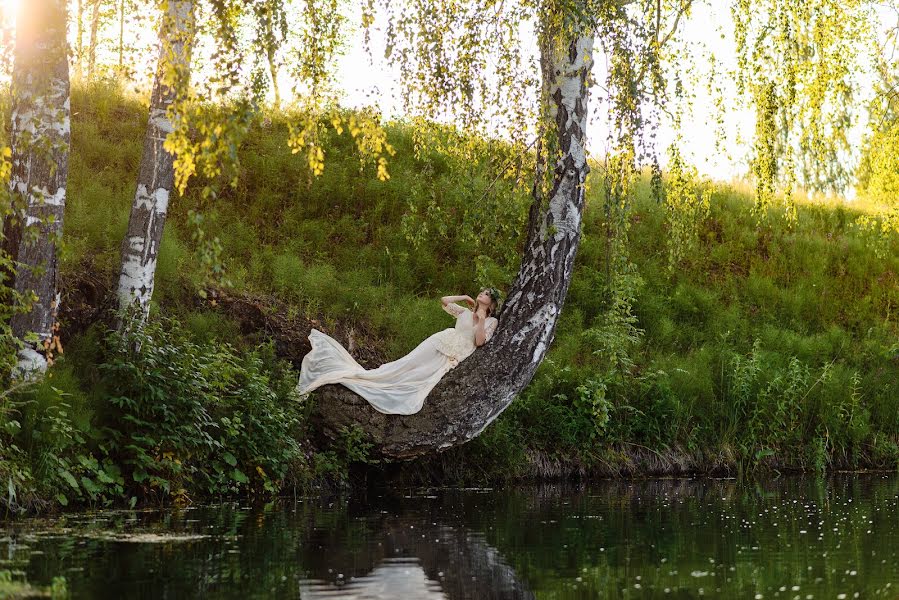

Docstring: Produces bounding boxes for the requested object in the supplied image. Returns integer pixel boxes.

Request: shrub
[3,369,122,510]
[95,317,305,502]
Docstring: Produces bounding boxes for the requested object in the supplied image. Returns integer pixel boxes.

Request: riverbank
[1,83,897,514]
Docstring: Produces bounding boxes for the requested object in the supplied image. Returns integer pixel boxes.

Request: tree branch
[657,0,692,50]
[633,0,693,87]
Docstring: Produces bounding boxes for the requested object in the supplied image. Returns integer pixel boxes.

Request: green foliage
[732,0,873,198]
[664,144,711,269]
[720,340,886,472]
[582,265,644,378]
[398,123,531,273]
[854,205,899,259]
[2,312,309,511]
[95,317,304,500]
[0,250,25,385]
[857,120,899,205]
[512,361,608,453]
[0,102,27,386]
[187,209,232,295]
[310,425,378,483]
[2,364,121,511]
[0,570,67,599]
[0,408,32,511]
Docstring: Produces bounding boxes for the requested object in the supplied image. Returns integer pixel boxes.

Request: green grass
[35,81,899,483]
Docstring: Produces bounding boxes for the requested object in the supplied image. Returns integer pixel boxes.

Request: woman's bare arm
[442,294,475,308]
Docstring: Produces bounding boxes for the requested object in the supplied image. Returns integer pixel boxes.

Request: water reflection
[300,558,447,599]
[0,475,896,599]
[298,497,535,599]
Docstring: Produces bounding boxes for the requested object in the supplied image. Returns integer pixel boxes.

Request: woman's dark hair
[479,287,501,318]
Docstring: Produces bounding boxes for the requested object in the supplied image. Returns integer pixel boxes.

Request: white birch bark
[116,0,194,323]
[2,0,71,379]
[312,18,595,458]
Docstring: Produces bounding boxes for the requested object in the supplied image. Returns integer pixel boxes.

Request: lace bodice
[433,303,498,362]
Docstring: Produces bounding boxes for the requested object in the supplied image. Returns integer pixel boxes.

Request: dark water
[1,476,897,599]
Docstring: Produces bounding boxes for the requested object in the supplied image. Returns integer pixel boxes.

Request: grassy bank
[2,82,897,511]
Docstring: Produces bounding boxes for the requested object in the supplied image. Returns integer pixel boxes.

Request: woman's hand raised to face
[464,295,476,308]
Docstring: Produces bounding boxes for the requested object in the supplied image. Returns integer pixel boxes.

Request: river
[2,475,897,598]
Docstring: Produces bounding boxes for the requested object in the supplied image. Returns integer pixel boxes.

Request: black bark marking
[552,87,564,114]
[559,131,572,155]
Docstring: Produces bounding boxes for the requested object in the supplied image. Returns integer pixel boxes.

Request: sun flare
[1,0,20,24]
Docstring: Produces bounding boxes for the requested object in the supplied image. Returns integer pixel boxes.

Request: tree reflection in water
[298,494,536,599]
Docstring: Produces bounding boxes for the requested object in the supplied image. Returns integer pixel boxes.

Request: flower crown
[484,287,502,305]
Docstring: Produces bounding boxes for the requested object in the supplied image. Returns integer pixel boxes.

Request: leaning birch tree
[310,0,674,458]
[116,0,195,323]
[1,0,71,377]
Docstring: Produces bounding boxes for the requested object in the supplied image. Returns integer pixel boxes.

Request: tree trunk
[1,0,71,377]
[267,41,281,110]
[116,0,194,322]
[87,0,102,80]
[311,21,594,459]
[117,0,125,69]
[259,2,281,109]
[75,0,84,80]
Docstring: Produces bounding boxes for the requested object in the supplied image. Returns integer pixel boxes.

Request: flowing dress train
[297,303,498,415]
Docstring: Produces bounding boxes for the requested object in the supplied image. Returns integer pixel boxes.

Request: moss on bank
[1,82,897,512]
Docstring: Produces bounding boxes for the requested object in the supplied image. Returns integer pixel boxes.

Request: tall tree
[116,0,195,323]
[86,0,104,80]
[312,1,603,457]
[254,0,287,109]
[74,0,85,80]
[1,0,71,377]
[307,0,888,459]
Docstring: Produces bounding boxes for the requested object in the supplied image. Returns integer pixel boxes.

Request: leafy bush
[94,317,305,502]
[0,244,30,387]
[3,369,122,510]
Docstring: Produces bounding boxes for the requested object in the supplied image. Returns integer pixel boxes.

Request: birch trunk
[267,42,281,110]
[117,0,125,69]
[1,0,71,377]
[116,0,194,322]
[311,21,594,458]
[86,0,102,80]
[75,0,84,80]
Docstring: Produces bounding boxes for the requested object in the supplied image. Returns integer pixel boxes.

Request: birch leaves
[733,0,873,218]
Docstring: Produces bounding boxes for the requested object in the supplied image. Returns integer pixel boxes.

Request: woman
[297,288,501,415]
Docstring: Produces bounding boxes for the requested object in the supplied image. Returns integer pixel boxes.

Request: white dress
[297,303,498,415]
